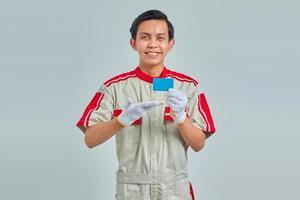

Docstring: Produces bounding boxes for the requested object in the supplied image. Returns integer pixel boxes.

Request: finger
[166,96,182,105]
[166,103,181,113]
[166,98,184,108]
[168,88,179,93]
[167,90,185,100]
[150,101,164,106]
[166,103,181,112]
[139,101,163,109]
[168,88,184,95]
[172,107,181,113]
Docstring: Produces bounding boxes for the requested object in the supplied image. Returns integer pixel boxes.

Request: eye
[158,36,165,41]
[140,35,149,40]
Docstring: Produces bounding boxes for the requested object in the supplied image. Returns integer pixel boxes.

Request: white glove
[166,88,188,124]
[118,98,163,126]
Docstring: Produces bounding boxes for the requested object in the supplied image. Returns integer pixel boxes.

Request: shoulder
[167,68,199,86]
[103,69,137,87]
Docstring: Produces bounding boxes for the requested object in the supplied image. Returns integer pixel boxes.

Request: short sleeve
[76,84,114,133]
[187,84,216,138]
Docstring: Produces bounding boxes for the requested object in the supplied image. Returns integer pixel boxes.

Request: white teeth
[146,52,160,57]
[146,52,160,54]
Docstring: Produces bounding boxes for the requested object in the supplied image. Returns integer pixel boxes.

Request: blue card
[153,78,174,91]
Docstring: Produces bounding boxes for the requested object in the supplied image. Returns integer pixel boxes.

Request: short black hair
[130,9,174,41]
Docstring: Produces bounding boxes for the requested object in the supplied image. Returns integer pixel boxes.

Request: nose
[147,38,158,48]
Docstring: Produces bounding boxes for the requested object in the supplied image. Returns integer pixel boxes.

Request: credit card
[153,78,174,91]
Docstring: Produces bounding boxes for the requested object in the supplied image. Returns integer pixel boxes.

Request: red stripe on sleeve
[189,182,195,200]
[113,109,122,117]
[76,92,104,128]
[198,94,216,133]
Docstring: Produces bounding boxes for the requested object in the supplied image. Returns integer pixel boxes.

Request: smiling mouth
[145,52,162,55]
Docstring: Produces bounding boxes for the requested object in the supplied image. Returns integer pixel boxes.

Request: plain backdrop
[0,0,299,199]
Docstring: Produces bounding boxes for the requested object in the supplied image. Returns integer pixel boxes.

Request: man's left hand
[166,88,188,124]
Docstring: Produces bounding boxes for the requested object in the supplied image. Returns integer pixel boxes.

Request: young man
[76,10,216,200]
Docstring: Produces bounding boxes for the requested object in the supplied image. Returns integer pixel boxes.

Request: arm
[176,117,206,152]
[85,118,125,148]
[166,88,211,152]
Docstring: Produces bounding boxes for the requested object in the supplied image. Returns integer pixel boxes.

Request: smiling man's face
[130,20,175,69]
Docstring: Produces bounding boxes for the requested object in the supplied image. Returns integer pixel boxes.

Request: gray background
[0,0,299,199]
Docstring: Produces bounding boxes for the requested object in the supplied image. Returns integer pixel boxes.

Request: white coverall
[76,66,216,200]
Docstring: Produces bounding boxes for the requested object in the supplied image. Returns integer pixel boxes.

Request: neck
[138,64,164,77]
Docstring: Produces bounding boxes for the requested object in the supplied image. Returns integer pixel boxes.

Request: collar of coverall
[134,66,169,83]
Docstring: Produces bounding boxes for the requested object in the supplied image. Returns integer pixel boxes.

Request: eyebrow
[139,32,167,36]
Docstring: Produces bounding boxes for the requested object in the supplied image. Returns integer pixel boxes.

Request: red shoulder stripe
[104,70,137,87]
[167,70,198,86]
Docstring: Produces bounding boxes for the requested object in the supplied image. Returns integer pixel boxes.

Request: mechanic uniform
[76,66,216,200]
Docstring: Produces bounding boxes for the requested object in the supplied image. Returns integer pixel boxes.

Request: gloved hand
[166,88,188,124]
[118,98,163,126]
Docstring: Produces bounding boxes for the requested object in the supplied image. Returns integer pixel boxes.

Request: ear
[130,38,137,51]
[167,39,175,52]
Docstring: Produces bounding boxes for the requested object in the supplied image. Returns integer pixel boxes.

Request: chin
[142,60,163,67]
[144,63,163,68]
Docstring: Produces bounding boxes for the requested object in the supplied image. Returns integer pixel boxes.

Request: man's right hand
[117,98,163,127]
